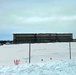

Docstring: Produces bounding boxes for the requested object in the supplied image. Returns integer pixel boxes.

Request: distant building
[13,33,73,43]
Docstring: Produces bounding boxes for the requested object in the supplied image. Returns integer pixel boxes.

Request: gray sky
[0,0,76,40]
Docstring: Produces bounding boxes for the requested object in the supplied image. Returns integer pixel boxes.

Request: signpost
[29,43,31,63]
[69,42,71,59]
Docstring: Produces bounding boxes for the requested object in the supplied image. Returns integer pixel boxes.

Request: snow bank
[0,60,76,75]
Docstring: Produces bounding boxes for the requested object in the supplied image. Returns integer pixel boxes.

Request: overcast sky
[0,0,76,40]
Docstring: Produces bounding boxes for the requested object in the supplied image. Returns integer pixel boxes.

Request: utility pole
[69,42,71,59]
[29,43,31,63]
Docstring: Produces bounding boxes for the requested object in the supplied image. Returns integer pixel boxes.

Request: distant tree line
[0,40,13,45]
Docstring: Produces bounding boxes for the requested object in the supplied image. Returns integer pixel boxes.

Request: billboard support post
[29,43,31,63]
[69,42,71,59]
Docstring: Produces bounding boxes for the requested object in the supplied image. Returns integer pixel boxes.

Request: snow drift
[0,60,76,75]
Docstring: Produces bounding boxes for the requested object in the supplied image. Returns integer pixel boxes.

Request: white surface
[0,42,76,65]
[0,60,76,75]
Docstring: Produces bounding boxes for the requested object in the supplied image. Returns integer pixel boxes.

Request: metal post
[29,43,31,63]
[69,42,71,59]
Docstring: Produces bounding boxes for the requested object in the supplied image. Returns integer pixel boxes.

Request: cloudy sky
[0,0,76,40]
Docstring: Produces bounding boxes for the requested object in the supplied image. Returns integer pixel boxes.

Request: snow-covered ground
[0,60,76,75]
[0,42,76,65]
[0,42,76,75]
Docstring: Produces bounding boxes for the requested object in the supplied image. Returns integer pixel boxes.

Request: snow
[0,60,76,75]
[0,42,76,65]
[0,42,76,75]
